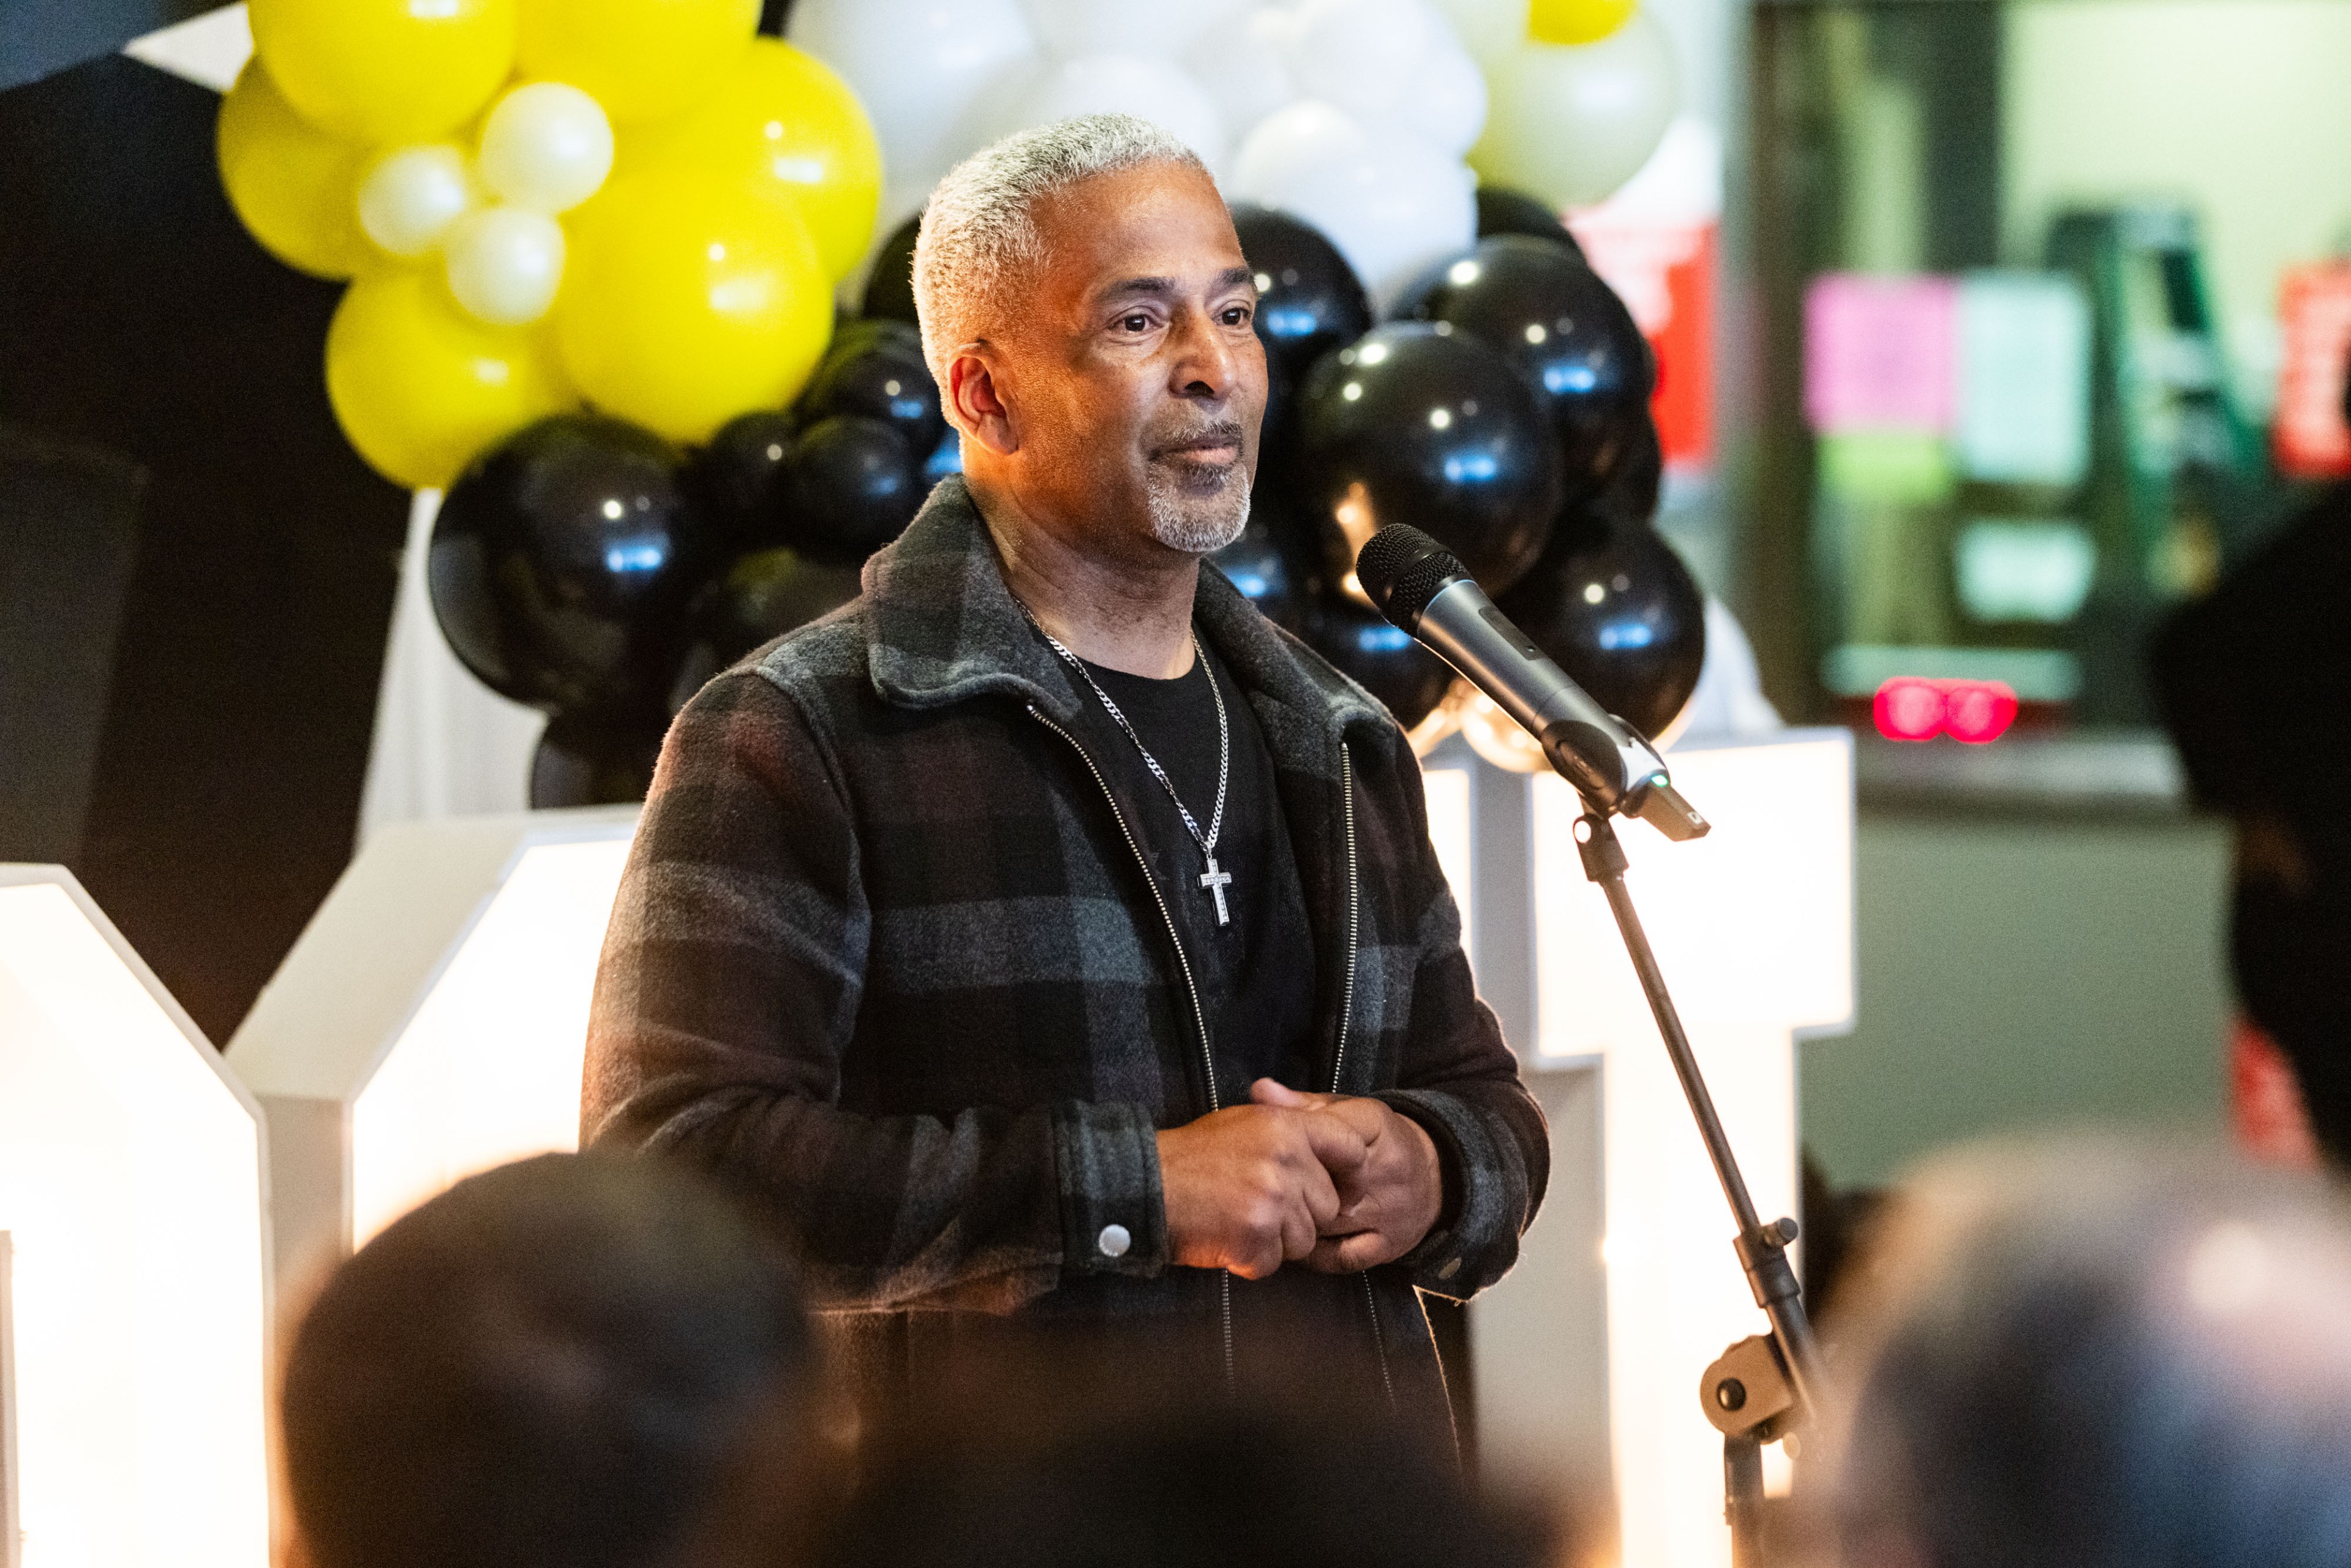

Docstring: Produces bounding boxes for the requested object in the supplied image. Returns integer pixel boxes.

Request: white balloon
[1426,0,1529,71]
[1228,100,1474,304]
[356,143,475,257]
[1473,11,1679,209]
[987,54,1229,170]
[443,206,566,325]
[1286,0,1439,118]
[1402,43,1488,156]
[790,0,1040,193]
[1186,8,1302,135]
[1024,0,1247,59]
[476,82,614,214]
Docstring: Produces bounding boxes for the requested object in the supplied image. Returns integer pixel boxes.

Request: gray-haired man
[584,114,1547,1446]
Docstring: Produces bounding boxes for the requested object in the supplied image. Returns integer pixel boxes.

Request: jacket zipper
[1028,704,1235,1383]
[1331,743,1397,1413]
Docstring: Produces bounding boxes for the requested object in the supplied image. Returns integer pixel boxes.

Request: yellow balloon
[555,172,832,444]
[326,268,576,489]
[1527,0,1637,45]
[620,39,882,282]
[517,0,760,124]
[216,59,371,280]
[248,0,517,144]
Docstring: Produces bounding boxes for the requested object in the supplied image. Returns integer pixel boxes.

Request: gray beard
[1146,467,1251,555]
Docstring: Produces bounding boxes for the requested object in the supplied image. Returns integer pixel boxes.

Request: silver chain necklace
[1021,606,1235,927]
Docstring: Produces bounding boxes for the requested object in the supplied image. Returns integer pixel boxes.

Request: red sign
[1873,678,2018,745]
[2276,263,2351,479]
[1572,218,1715,469]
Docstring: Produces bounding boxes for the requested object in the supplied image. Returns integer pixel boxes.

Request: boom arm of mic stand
[1567,809,1825,1420]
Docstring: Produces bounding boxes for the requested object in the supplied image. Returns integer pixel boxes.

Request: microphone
[1356,525,1709,841]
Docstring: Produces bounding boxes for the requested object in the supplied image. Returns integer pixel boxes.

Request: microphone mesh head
[1355,526,1469,629]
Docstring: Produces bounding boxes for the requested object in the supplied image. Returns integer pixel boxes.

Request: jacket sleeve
[1369,738,1551,1302]
[582,670,1167,1315]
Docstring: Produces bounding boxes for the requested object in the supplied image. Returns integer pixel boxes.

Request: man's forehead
[1029,163,1247,298]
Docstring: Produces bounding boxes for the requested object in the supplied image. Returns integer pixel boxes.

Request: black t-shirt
[1078,641,1321,1104]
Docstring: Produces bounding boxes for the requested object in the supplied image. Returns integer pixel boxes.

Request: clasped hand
[1155,1078,1443,1280]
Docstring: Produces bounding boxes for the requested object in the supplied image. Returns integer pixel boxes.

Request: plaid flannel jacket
[584,476,1548,1433]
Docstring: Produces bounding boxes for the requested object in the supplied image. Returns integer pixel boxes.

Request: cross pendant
[1198,853,1233,927]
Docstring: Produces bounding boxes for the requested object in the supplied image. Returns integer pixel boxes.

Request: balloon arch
[216,0,1701,803]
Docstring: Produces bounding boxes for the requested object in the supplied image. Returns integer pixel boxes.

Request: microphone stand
[1567,806,1822,1568]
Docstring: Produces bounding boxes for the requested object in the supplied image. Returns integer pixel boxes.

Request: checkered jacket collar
[861,476,1388,777]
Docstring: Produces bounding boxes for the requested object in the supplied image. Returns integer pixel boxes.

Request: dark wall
[0,54,408,1041]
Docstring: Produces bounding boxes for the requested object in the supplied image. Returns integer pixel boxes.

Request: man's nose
[1168,307,1238,402]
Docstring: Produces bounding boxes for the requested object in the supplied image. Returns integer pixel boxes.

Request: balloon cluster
[425,320,947,805]
[789,0,1674,307]
[1214,197,1704,756]
[218,0,883,487]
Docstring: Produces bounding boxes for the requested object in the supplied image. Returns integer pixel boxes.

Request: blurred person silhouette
[819,1337,1560,1568]
[1819,1138,2351,1568]
[279,1152,830,1568]
[2153,378,2351,1169]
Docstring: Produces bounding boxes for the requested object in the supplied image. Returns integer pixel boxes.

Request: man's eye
[1222,306,1253,326]
[1121,313,1153,332]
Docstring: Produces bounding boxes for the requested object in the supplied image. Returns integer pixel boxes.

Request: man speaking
[585,114,1548,1444]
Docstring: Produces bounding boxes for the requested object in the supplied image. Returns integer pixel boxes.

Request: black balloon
[1210,509,1307,631]
[1495,522,1705,739]
[693,410,797,550]
[1475,187,1587,261]
[859,212,922,326]
[430,414,712,714]
[1292,323,1561,596]
[789,415,925,563]
[668,546,865,710]
[1396,236,1653,510]
[1304,596,1456,730]
[799,319,947,456]
[529,707,669,808]
[1551,412,1661,553]
[1231,204,1372,389]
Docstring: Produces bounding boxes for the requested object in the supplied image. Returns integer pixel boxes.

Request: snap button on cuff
[1436,1256,1462,1281]
[1097,1223,1132,1259]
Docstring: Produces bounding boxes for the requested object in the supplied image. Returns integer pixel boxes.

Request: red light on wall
[1871,678,2018,744]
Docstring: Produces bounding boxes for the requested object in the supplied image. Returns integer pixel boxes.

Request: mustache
[1148,419,1247,459]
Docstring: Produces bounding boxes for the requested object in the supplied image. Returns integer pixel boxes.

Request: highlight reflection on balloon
[1493,520,1704,740]
[246,0,516,144]
[555,171,833,444]
[1397,236,1654,509]
[1231,204,1372,387]
[1292,322,1560,598]
[1210,508,1309,632]
[800,321,946,456]
[788,416,926,563]
[428,414,712,713]
[1304,596,1457,730]
[694,411,799,551]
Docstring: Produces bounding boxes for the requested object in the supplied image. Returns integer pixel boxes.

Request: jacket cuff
[1052,1100,1168,1278]
[1378,1089,1502,1299]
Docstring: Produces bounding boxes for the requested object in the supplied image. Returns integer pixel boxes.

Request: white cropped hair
[912,113,1208,388]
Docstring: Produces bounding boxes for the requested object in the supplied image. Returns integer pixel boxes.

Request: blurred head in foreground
[822,1349,1555,1568]
[2153,483,2351,1168]
[280,1152,821,1568]
[1822,1138,2351,1568]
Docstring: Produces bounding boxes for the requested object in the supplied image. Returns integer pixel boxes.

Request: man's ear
[946,348,1019,458]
